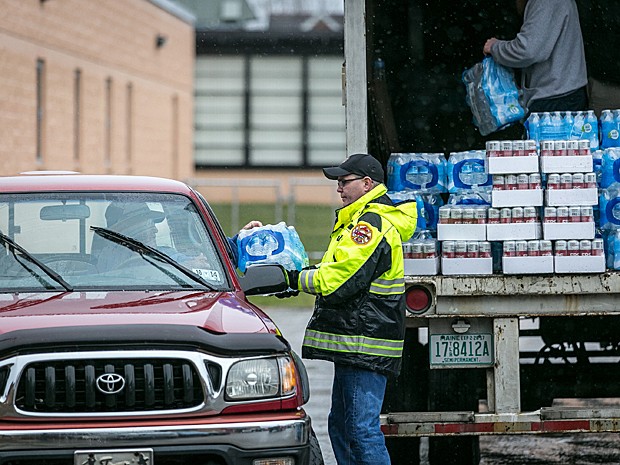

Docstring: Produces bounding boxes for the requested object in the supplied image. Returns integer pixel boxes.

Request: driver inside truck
[94,202,176,271]
[95,202,262,271]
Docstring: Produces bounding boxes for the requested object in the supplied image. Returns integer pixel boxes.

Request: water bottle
[435,154,448,193]
[563,111,574,140]
[584,110,600,151]
[526,112,540,142]
[551,111,564,139]
[387,153,406,191]
[539,112,552,140]
[472,151,487,186]
[460,159,473,188]
[614,230,620,270]
[570,111,585,139]
[593,149,604,186]
[604,230,615,269]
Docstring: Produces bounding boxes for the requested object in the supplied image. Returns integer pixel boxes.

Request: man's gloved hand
[286,269,300,290]
[275,269,300,299]
[275,289,299,299]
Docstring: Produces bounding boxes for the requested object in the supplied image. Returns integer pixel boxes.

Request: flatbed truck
[342,1,620,463]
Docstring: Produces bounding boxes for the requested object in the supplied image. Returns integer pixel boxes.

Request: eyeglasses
[337,176,365,188]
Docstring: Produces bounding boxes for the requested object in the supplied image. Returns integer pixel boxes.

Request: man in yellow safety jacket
[285,153,417,465]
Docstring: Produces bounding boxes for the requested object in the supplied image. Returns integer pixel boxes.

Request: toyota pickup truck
[0,172,322,465]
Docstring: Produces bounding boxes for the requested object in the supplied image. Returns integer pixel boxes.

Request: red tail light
[405,285,432,314]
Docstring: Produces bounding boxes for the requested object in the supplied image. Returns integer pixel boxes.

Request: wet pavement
[267,307,620,465]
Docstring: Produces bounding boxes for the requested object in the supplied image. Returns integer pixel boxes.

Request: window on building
[194,54,345,168]
[195,56,245,166]
[105,77,112,170]
[36,58,45,164]
[74,68,82,163]
[307,56,346,166]
[250,56,303,166]
[172,93,179,179]
[126,82,133,171]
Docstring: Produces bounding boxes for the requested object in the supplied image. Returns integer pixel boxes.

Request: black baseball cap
[322,153,384,183]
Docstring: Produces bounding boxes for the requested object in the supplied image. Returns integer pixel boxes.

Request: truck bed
[406,272,620,317]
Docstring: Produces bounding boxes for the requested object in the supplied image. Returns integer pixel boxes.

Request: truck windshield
[0,192,230,292]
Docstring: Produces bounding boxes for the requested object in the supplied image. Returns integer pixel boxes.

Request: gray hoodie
[490,0,587,109]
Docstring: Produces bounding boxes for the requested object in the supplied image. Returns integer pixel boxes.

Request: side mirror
[238,264,289,296]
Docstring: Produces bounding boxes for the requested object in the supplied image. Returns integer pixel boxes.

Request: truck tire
[309,428,324,465]
[427,368,484,465]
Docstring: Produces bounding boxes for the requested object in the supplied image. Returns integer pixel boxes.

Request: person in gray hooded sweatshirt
[483,0,588,113]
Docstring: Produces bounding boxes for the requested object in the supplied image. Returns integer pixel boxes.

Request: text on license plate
[430,333,493,367]
[74,449,153,465]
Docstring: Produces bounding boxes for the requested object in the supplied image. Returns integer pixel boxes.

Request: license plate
[74,449,153,465]
[430,333,493,368]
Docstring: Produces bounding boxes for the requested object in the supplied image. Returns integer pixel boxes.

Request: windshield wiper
[0,232,73,292]
[90,226,215,291]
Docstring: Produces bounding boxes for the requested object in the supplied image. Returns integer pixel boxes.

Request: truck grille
[15,358,205,413]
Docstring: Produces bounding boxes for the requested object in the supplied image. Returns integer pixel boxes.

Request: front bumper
[0,415,311,464]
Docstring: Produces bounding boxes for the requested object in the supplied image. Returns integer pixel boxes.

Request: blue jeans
[328,364,390,465]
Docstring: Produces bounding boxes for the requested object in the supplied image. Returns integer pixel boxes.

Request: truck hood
[0,291,274,335]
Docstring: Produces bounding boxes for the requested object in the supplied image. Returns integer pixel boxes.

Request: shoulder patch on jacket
[351,222,373,245]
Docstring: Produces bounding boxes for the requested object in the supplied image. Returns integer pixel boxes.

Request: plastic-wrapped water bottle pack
[601,109,620,149]
[526,110,600,151]
[387,152,447,194]
[447,150,492,194]
[236,221,309,273]
[462,56,525,136]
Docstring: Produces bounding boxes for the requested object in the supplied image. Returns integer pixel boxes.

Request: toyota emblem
[96,373,126,394]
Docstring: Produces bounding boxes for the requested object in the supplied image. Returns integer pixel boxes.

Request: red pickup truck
[0,172,322,465]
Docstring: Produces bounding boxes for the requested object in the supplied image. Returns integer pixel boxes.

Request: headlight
[225,356,297,401]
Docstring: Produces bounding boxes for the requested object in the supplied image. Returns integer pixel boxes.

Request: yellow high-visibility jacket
[298,184,417,376]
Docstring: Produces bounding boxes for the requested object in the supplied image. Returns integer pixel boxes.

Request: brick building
[0,0,195,180]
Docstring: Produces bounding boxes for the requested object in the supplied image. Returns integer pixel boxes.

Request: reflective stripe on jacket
[299,184,417,376]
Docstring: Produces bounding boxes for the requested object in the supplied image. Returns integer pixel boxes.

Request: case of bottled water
[387,152,447,193]
[527,110,600,151]
[462,56,525,136]
[601,109,620,148]
[237,221,310,273]
[447,150,492,194]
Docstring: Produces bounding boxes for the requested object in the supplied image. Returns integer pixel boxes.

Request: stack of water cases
[387,153,446,275]
[485,139,550,274]
[437,150,493,275]
[526,111,604,273]
[541,142,602,272]
[597,110,620,270]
